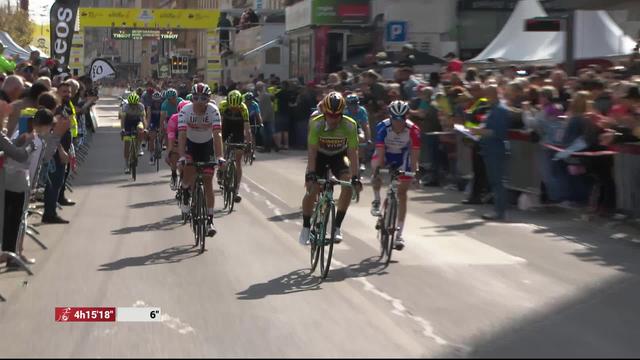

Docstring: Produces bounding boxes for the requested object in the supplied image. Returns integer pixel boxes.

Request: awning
[239,36,284,60]
[0,32,30,60]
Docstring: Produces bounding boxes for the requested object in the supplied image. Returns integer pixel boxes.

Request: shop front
[285,0,371,82]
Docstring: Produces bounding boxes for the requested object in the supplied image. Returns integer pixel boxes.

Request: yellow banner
[79,8,220,29]
[31,24,51,57]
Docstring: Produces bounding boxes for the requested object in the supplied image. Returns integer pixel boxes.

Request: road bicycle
[122,132,139,181]
[309,174,358,280]
[189,161,218,254]
[221,141,246,213]
[374,167,415,265]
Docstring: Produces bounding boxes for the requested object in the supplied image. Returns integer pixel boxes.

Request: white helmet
[388,100,410,118]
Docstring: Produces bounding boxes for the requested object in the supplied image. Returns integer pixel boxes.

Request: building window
[265,47,280,65]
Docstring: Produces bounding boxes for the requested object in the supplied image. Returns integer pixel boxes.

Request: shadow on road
[236,257,389,300]
[98,245,200,271]
[267,211,303,222]
[111,215,183,235]
[128,198,176,209]
[119,180,169,188]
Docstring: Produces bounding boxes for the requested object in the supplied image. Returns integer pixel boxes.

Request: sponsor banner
[50,0,80,68]
[78,8,219,29]
[89,58,116,81]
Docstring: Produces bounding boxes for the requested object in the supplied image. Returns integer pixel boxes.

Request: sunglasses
[192,94,210,102]
[391,115,405,121]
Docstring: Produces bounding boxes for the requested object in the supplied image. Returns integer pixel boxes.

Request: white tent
[0,32,30,60]
[26,45,49,58]
[468,0,637,64]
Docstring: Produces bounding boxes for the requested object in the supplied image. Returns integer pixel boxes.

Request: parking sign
[386,21,407,42]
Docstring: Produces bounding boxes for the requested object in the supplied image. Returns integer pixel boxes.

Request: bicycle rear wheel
[226,163,237,213]
[129,140,138,182]
[319,203,336,280]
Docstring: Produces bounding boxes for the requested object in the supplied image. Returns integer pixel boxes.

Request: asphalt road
[2,97,640,357]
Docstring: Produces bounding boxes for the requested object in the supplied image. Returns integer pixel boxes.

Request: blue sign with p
[386,21,407,42]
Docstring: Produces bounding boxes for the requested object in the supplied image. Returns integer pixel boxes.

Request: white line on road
[242,182,471,353]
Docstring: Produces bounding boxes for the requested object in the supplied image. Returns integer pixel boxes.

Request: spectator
[445,52,463,74]
[0,41,17,74]
[6,82,49,136]
[256,81,275,152]
[471,85,509,221]
[551,70,572,111]
[0,75,25,106]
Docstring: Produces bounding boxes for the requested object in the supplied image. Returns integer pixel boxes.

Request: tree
[0,5,34,48]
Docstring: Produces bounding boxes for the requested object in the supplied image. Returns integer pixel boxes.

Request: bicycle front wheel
[309,207,321,274]
[384,197,397,265]
[196,183,207,253]
[319,203,336,280]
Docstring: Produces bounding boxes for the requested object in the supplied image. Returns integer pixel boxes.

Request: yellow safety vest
[267,86,280,113]
[69,102,78,138]
[464,98,489,129]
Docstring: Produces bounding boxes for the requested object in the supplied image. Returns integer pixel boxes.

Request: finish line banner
[78,8,220,29]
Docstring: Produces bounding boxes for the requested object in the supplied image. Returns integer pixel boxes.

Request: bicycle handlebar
[375,167,416,178]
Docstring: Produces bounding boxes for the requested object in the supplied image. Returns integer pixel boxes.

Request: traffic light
[525,17,563,32]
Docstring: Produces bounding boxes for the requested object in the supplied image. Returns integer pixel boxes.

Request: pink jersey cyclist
[168,100,191,145]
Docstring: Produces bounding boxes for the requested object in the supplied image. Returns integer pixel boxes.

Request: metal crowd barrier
[505,131,542,195]
[423,129,640,218]
[613,143,640,217]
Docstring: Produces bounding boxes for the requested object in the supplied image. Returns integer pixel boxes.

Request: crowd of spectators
[226,48,640,221]
[0,45,98,269]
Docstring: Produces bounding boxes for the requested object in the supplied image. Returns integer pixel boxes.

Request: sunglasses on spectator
[192,94,209,102]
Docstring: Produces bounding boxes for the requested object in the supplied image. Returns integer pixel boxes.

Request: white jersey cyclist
[178,102,222,144]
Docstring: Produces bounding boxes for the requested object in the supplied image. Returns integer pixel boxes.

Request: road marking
[245,175,288,204]
[242,181,470,353]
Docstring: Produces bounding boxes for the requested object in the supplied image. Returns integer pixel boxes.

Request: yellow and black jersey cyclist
[299,92,362,246]
[218,90,251,203]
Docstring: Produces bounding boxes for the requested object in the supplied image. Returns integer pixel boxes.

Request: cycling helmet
[177,100,191,112]
[165,88,178,99]
[388,100,410,119]
[185,93,192,101]
[127,93,140,105]
[346,94,360,106]
[227,90,243,107]
[322,92,346,115]
[152,91,163,101]
[135,87,143,96]
[191,83,211,96]
[243,92,255,102]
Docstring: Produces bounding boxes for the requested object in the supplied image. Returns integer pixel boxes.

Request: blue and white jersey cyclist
[370,100,421,251]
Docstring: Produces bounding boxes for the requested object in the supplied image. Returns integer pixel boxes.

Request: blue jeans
[261,121,274,149]
[44,158,66,218]
[483,150,506,217]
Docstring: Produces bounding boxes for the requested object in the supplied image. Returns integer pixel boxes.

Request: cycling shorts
[315,151,350,179]
[185,139,215,164]
[371,152,413,181]
[222,122,245,144]
[124,118,144,133]
[148,115,161,130]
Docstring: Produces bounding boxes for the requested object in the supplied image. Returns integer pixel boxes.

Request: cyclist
[161,88,183,145]
[344,94,371,172]
[178,83,223,237]
[299,92,362,245]
[119,93,147,174]
[166,99,191,189]
[218,90,251,203]
[244,92,262,160]
[370,100,421,251]
[146,91,164,165]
